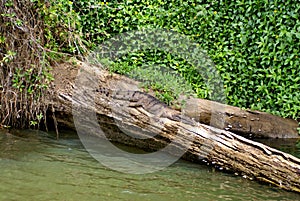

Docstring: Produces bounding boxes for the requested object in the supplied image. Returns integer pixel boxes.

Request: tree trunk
[49,61,300,193]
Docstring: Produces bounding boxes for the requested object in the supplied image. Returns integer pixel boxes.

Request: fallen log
[184,98,299,138]
[49,61,300,192]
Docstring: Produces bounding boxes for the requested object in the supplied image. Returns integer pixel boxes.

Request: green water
[0,130,299,201]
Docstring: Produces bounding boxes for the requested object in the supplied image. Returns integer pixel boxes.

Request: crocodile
[96,87,195,125]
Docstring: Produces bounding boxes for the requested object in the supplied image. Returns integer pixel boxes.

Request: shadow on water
[0,129,299,201]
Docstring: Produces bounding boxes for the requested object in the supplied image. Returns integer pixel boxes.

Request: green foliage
[12,64,54,95]
[73,0,299,122]
[36,0,85,55]
[110,54,195,105]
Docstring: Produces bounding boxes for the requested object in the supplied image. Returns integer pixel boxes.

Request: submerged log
[49,61,300,192]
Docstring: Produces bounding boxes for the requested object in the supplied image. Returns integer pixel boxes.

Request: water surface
[0,130,299,201]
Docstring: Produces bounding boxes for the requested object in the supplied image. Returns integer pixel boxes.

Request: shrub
[0,0,82,128]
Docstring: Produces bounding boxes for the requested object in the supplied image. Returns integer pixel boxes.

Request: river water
[0,129,299,201]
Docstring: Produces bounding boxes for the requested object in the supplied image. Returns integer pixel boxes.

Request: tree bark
[49,61,300,193]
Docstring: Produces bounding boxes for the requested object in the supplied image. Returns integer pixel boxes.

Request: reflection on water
[0,129,299,201]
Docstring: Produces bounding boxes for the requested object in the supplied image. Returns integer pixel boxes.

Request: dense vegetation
[0,0,299,129]
[74,0,300,120]
[0,0,82,128]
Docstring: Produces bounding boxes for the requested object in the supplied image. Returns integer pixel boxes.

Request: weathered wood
[184,98,299,138]
[49,61,300,193]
